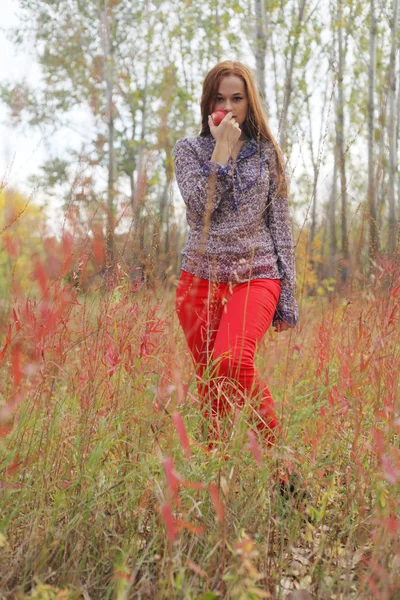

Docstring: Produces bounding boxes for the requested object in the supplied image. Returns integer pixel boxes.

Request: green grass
[0,271,399,599]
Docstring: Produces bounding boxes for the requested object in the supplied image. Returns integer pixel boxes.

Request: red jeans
[175,269,281,450]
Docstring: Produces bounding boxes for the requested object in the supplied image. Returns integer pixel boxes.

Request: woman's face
[212,75,249,128]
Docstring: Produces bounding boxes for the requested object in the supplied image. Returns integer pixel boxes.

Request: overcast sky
[1,1,45,193]
[0,1,100,235]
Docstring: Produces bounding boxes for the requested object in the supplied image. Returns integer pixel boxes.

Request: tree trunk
[397,47,400,252]
[308,62,331,249]
[270,32,280,124]
[131,19,151,281]
[254,0,267,104]
[367,0,379,266]
[215,1,222,61]
[388,0,399,255]
[307,93,318,248]
[376,68,389,236]
[397,48,400,209]
[279,0,307,153]
[336,1,350,284]
[329,140,338,279]
[101,2,116,281]
[156,183,169,274]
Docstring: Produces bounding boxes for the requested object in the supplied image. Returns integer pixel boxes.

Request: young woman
[173,61,298,453]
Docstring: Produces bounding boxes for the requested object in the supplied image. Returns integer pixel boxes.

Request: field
[0,247,399,600]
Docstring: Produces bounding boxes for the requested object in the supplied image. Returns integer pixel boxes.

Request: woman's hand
[208,111,241,150]
[273,320,293,333]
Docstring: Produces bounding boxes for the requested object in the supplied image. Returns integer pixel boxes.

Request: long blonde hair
[199,60,288,196]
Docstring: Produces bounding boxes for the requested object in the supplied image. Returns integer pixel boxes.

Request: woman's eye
[217,98,242,102]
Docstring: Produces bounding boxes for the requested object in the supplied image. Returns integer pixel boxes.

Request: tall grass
[0,227,399,599]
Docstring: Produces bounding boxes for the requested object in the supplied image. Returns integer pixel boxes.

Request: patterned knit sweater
[173,133,299,327]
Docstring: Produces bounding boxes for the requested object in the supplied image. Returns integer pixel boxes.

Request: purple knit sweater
[173,133,299,327]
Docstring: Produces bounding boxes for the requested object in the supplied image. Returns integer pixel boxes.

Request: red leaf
[3,233,20,258]
[381,455,400,484]
[247,430,262,466]
[92,233,104,264]
[186,560,207,578]
[175,519,204,534]
[181,479,204,491]
[11,344,22,387]
[6,453,21,476]
[373,515,400,534]
[161,502,176,541]
[392,283,400,297]
[209,483,224,522]
[6,324,12,345]
[113,569,130,582]
[0,423,13,438]
[13,308,21,332]
[172,412,191,458]
[162,456,181,498]
[34,257,49,299]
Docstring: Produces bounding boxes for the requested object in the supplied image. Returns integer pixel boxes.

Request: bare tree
[307,70,332,247]
[367,0,379,265]
[279,0,307,153]
[254,0,268,103]
[329,142,339,278]
[335,0,350,284]
[100,0,116,280]
[397,48,400,218]
[388,0,399,255]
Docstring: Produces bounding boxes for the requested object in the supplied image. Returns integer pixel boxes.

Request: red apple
[211,110,229,126]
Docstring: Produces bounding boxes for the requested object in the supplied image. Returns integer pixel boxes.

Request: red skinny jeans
[175,269,281,450]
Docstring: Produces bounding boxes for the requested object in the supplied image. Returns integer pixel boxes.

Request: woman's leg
[212,278,281,446]
[175,271,226,440]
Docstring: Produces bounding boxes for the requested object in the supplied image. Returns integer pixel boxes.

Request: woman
[173,61,298,453]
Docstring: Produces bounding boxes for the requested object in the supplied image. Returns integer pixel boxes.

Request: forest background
[1,0,399,292]
[0,0,399,598]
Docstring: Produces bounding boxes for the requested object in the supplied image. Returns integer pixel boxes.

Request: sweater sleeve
[266,145,299,328]
[173,137,234,222]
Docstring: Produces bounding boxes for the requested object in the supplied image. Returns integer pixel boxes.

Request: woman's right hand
[208,111,242,149]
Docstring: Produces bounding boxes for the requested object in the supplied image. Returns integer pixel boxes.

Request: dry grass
[0,239,399,599]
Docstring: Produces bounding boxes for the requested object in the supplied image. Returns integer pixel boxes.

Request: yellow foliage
[30,584,71,599]
[0,187,48,298]
[296,229,337,298]
[296,229,320,296]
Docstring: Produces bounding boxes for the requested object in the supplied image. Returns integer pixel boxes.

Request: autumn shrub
[0,216,399,599]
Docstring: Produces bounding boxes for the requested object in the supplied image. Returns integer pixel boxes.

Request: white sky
[0,2,45,192]
[0,0,101,234]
